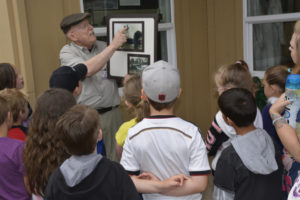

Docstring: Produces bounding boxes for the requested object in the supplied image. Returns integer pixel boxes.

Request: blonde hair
[264,65,288,94]
[0,88,27,122]
[123,74,149,122]
[215,60,253,92]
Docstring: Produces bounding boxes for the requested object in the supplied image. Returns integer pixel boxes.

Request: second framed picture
[128,54,150,74]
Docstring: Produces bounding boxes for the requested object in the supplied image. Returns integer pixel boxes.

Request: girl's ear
[141,89,147,101]
[125,100,132,108]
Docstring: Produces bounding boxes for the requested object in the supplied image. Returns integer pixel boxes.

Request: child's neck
[235,124,256,136]
[12,120,22,127]
[150,106,174,116]
[0,124,8,138]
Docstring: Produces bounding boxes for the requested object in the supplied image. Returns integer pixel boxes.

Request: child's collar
[147,115,176,119]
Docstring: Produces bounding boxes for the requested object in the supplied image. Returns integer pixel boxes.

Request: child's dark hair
[0,95,10,125]
[264,65,288,94]
[123,74,149,121]
[0,63,17,90]
[218,88,257,127]
[56,104,99,155]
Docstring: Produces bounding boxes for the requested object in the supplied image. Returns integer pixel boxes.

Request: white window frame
[243,0,300,78]
[80,0,177,67]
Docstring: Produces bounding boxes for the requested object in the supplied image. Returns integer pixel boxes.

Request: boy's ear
[6,111,13,129]
[177,88,182,98]
[97,129,103,141]
[222,113,235,126]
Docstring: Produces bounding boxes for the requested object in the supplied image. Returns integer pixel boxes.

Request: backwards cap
[142,60,180,103]
[49,64,87,92]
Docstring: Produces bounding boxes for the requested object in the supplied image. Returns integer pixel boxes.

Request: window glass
[83,0,171,27]
[252,21,294,71]
[157,31,168,61]
[247,0,300,16]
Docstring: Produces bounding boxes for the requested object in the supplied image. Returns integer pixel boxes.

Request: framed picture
[128,54,150,74]
[107,14,158,78]
[112,21,144,52]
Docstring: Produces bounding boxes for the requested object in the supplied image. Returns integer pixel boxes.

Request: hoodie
[231,128,278,174]
[44,154,140,200]
[213,128,283,200]
[211,109,263,170]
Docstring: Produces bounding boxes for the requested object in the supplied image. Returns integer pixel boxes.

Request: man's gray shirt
[59,41,120,108]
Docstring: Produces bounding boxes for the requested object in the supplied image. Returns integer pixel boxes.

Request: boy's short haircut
[0,96,9,125]
[148,98,177,111]
[56,104,100,155]
[218,88,257,127]
[0,88,27,122]
[142,60,180,110]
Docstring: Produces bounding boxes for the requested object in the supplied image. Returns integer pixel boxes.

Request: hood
[231,128,278,174]
[215,111,237,138]
[60,153,102,187]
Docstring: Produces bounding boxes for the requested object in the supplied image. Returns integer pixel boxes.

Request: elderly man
[59,13,126,162]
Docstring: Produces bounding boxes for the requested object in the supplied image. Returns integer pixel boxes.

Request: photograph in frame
[113,21,144,52]
[128,54,150,74]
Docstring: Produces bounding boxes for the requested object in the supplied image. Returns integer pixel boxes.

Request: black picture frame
[128,54,150,74]
[112,21,144,52]
[107,14,158,79]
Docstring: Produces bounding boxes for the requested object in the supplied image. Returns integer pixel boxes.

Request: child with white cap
[121,60,210,200]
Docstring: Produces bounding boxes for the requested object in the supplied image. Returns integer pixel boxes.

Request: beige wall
[0,0,243,133]
[25,0,81,103]
[174,0,243,133]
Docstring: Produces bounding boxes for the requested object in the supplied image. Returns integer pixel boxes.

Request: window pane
[253,21,294,71]
[157,31,168,61]
[247,0,300,16]
[83,0,171,27]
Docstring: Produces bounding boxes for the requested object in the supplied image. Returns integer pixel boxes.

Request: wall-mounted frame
[107,14,158,78]
[112,21,144,52]
[128,54,150,74]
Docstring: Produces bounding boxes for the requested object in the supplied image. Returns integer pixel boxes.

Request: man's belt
[97,105,118,114]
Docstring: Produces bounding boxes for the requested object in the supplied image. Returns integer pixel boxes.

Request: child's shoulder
[127,116,201,137]
[119,118,137,130]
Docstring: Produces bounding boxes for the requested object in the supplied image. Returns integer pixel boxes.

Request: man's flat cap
[60,13,90,34]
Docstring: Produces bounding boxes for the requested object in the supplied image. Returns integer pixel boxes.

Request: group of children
[0,57,298,200]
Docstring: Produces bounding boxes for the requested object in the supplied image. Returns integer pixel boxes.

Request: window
[80,0,177,66]
[243,0,300,77]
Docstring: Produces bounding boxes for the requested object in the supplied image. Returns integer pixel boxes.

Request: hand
[138,172,160,181]
[269,93,291,118]
[162,174,189,187]
[111,27,127,50]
